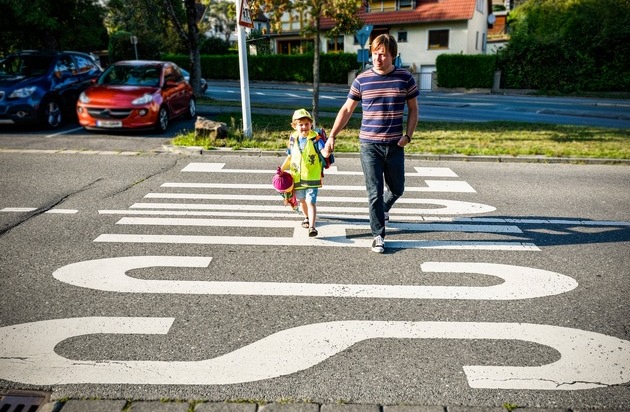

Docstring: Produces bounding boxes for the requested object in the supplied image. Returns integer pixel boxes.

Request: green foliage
[247,30,272,55]
[106,0,182,61]
[497,0,630,92]
[0,0,108,54]
[199,37,230,55]
[109,32,137,62]
[435,54,497,88]
[165,52,358,84]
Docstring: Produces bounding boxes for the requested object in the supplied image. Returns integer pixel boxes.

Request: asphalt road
[0,149,628,409]
[205,80,630,129]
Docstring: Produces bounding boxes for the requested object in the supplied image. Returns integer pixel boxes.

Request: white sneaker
[371,235,385,253]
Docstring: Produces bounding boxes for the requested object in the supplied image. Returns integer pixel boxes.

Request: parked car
[77,60,195,133]
[0,50,102,128]
[180,68,207,93]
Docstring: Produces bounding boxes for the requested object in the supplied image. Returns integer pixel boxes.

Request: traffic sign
[239,0,254,28]
[356,24,373,47]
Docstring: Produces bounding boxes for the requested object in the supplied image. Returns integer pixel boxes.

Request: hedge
[435,54,497,89]
[164,53,359,84]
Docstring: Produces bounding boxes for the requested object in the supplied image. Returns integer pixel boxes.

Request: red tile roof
[321,0,476,29]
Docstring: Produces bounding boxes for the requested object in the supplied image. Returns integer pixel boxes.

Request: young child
[281,108,331,237]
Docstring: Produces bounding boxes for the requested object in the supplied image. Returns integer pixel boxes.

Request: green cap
[292,108,313,121]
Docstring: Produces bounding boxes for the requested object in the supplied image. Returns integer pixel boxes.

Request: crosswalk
[94,162,538,251]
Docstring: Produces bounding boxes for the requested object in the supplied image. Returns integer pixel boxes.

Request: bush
[496,0,630,93]
[199,37,230,55]
[435,54,497,88]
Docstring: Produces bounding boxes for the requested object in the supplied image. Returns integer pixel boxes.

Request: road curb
[161,145,630,165]
[35,400,590,412]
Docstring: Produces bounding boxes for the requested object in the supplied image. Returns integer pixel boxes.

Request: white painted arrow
[0,317,627,389]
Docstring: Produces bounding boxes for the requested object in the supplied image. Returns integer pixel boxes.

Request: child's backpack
[313,127,335,169]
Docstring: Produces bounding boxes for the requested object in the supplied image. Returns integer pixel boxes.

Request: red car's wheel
[155,106,169,133]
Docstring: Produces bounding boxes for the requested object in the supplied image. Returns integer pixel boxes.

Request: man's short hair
[371,34,397,58]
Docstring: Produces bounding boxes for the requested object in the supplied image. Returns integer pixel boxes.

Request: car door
[162,64,188,116]
[53,53,82,112]
[72,53,101,90]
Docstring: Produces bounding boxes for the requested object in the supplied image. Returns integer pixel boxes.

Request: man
[325,34,419,253]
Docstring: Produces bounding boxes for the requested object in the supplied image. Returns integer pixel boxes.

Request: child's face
[293,118,312,136]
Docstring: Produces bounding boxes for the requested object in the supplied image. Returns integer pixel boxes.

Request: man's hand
[397,134,411,147]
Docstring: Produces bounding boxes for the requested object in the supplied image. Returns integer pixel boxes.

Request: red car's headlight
[132,94,154,105]
[78,91,90,104]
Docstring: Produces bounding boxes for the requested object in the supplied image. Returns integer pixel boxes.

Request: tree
[251,0,363,124]
[498,0,630,92]
[161,0,204,96]
[106,0,180,61]
[0,0,108,55]
[203,0,237,45]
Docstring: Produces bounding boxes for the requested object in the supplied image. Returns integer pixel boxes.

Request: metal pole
[236,0,252,138]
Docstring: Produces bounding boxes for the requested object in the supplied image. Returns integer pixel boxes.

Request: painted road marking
[94,233,538,251]
[1,317,627,389]
[96,209,630,227]
[145,193,484,203]
[180,163,469,180]
[1,207,78,214]
[161,181,475,193]
[115,217,523,234]
[52,256,577,299]
[130,199,496,215]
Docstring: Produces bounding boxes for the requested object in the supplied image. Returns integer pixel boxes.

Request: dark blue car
[0,50,102,128]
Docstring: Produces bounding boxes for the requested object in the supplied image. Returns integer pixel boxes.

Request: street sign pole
[237,0,253,138]
[355,25,373,70]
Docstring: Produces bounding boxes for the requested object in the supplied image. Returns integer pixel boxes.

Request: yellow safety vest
[288,130,323,189]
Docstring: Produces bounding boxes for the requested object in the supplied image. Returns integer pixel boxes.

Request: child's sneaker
[371,235,385,253]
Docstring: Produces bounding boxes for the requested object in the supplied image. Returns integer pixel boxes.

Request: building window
[428,29,449,49]
[398,31,407,43]
[369,0,415,11]
[476,0,484,12]
[327,35,344,52]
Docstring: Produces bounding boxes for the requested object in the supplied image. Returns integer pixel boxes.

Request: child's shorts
[295,187,318,204]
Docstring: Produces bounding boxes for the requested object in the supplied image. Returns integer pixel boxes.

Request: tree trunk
[184,0,202,96]
[312,16,321,127]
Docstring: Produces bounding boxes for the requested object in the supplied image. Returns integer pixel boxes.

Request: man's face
[371,45,393,73]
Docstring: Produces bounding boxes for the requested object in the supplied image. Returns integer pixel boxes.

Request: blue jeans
[360,142,405,238]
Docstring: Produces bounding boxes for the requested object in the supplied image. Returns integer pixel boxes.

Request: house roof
[320,0,476,29]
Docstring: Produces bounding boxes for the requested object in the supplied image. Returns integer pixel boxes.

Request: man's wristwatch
[404,134,411,142]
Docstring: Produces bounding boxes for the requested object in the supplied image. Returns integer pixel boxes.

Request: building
[266,0,494,90]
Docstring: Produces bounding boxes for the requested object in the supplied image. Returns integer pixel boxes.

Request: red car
[77,60,195,132]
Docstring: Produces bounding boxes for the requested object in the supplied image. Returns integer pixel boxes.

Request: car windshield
[99,64,161,87]
[0,55,54,77]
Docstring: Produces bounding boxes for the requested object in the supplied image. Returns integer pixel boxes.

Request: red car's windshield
[99,65,161,87]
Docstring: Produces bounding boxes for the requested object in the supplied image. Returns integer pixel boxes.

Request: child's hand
[324,138,335,155]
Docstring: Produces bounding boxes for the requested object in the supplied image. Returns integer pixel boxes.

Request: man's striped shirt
[348,67,419,144]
